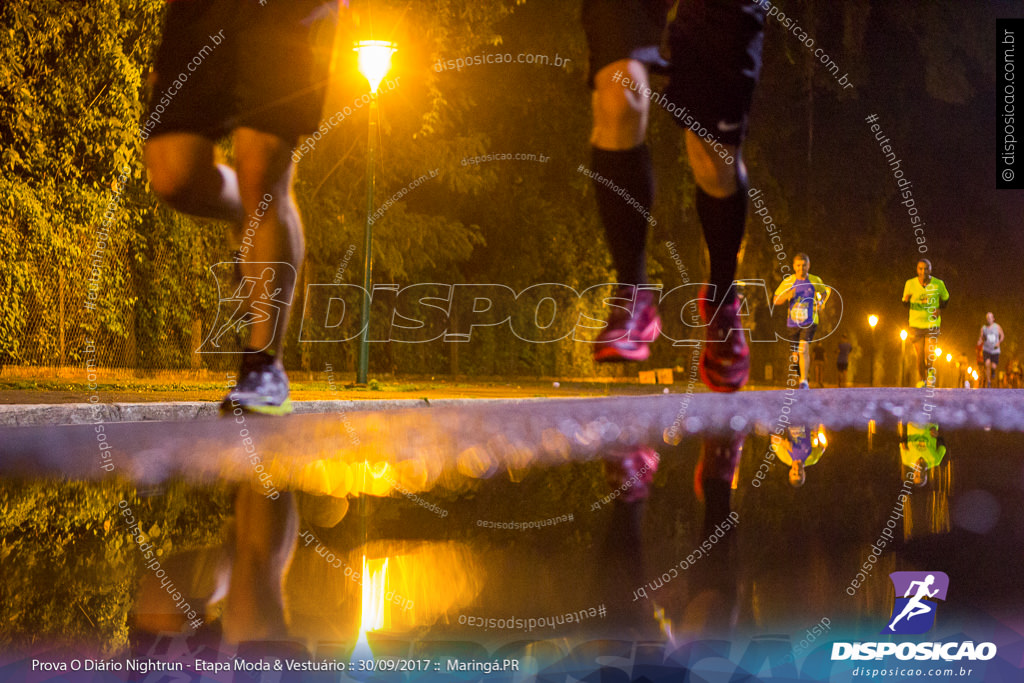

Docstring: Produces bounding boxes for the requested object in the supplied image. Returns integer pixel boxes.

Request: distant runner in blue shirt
[773,253,830,389]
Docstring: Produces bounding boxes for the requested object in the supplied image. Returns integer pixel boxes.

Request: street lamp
[868,315,879,387]
[900,329,908,387]
[355,40,397,385]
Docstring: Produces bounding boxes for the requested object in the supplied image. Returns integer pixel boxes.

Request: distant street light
[355,40,397,385]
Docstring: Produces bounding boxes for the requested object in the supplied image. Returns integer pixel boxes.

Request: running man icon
[888,575,938,630]
[883,571,950,635]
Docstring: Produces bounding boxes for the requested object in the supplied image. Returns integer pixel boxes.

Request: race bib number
[791,301,810,324]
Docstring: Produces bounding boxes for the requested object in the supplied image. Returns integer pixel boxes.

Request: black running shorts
[789,324,818,344]
[583,0,765,146]
[145,0,336,143]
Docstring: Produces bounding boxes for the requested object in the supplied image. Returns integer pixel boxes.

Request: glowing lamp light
[946,353,952,363]
[934,346,942,358]
[868,315,879,329]
[967,366,974,375]
[360,555,390,633]
[900,329,908,341]
[355,40,397,93]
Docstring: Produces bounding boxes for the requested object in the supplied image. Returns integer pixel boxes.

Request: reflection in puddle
[288,539,484,644]
[900,421,952,538]
[771,423,828,487]
[3,422,1022,669]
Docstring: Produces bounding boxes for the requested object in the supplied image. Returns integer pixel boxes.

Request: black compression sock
[697,182,747,305]
[590,145,654,285]
[240,349,276,373]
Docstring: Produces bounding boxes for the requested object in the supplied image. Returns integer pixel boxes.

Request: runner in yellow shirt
[901,259,950,387]
[899,421,947,486]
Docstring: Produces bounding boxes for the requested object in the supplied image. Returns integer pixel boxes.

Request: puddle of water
[2,425,1022,680]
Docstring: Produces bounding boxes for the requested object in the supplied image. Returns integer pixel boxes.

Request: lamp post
[901,331,909,389]
[868,315,879,387]
[355,40,397,385]
[897,327,905,387]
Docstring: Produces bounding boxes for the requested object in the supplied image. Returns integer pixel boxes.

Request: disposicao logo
[831,571,997,662]
[883,571,948,635]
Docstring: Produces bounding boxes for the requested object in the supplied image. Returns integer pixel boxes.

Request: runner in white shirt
[977,312,1005,388]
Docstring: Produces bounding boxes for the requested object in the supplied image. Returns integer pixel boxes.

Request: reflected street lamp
[355,40,397,385]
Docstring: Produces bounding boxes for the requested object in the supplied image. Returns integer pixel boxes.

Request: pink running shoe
[594,287,662,363]
[604,446,660,504]
[698,286,750,392]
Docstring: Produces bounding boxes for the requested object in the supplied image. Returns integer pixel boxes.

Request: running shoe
[593,286,662,363]
[799,380,810,390]
[698,287,749,392]
[604,445,660,503]
[221,354,293,416]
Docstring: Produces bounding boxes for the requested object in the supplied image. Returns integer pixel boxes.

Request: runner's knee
[144,135,219,210]
[236,158,293,211]
[591,60,648,148]
[686,132,741,196]
[234,129,297,209]
[145,155,212,210]
[595,87,645,131]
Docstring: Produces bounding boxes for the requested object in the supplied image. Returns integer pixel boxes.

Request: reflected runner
[770,424,828,487]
